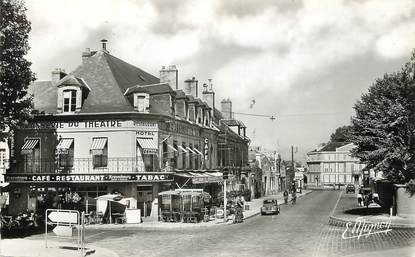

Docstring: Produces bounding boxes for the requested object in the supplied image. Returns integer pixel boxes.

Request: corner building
[6,42,249,216]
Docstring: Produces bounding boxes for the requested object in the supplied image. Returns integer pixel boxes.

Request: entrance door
[137,185,153,217]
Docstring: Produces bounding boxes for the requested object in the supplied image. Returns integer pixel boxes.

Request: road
[84,191,336,257]
[29,191,414,257]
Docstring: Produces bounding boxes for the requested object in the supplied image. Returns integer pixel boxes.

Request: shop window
[90,137,108,168]
[63,90,77,113]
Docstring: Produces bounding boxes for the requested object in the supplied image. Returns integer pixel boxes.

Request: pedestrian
[291,191,297,205]
[283,190,289,204]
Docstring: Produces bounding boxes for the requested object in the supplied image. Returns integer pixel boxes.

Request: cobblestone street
[42,191,407,257]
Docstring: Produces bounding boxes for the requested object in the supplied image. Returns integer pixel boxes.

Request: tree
[0,0,35,141]
[329,125,352,143]
[351,51,415,183]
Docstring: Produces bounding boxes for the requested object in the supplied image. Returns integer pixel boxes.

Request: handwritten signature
[342,217,392,240]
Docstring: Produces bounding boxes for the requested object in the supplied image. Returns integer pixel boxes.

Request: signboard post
[45,209,84,255]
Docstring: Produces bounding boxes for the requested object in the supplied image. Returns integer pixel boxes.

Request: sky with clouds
[25,0,415,161]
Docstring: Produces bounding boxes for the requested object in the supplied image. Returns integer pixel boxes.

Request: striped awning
[178,145,187,153]
[167,144,178,152]
[175,171,223,184]
[193,148,203,156]
[56,138,74,150]
[90,138,107,155]
[21,139,39,154]
[137,138,158,154]
[186,147,196,154]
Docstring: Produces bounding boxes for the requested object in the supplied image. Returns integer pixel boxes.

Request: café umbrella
[95,194,125,224]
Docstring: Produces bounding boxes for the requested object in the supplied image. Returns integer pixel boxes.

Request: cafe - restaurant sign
[5,173,173,183]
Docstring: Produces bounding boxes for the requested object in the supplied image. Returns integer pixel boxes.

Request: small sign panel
[48,211,78,224]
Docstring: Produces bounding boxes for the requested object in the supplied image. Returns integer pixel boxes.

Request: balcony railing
[7,158,150,174]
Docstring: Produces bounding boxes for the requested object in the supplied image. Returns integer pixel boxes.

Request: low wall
[395,185,415,218]
[374,180,393,208]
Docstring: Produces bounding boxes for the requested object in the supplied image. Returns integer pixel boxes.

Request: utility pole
[291,146,294,191]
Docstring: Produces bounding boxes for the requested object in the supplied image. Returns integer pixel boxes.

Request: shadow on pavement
[344,206,389,216]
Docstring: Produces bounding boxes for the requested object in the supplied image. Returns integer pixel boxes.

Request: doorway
[137,185,153,217]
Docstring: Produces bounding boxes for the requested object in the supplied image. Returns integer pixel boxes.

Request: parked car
[346,184,355,194]
[260,199,280,215]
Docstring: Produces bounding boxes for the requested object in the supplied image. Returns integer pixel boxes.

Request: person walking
[291,191,297,205]
[283,190,289,204]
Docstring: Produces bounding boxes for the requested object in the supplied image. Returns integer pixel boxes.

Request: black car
[260,199,280,215]
[346,184,355,193]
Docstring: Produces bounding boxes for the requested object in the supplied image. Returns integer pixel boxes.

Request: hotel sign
[5,173,173,183]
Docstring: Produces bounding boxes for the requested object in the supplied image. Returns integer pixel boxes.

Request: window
[57,138,74,168]
[134,93,149,113]
[63,90,77,112]
[91,138,108,168]
[21,138,40,172]
[137,95,146,112]
[182,142,187,169]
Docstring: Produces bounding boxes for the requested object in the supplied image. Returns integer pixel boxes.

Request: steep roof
[31,50,161,114]
[310,142,349,153]
[124,83,174,95]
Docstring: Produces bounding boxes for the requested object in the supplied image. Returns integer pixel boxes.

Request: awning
[178,145,187,153]
[193,148,203,156]
[186,147,196,154]
[21,139,39,154]
[90,138,107,155]
[56,138,74,154]
[175,171,223,184]
[167,144,177,152]
[136,138,158,154]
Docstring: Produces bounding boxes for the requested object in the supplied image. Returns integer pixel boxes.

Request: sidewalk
[85,190,313,230]
[329,191,415,228]
[0,238,118,257]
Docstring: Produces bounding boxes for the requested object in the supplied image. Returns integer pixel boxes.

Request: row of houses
[2,40,251,216]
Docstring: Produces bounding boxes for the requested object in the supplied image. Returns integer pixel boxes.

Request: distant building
[306,142,364,187]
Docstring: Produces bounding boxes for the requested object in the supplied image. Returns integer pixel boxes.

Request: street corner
[0,238,118,257]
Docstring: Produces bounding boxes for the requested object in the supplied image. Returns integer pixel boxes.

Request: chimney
[202,79,215,110]
[184,77,198,98]
[51,68,66,85]
[82,48,91,64]
[160,65,178,89]
[101,39,108,53]
[221,98,232,119]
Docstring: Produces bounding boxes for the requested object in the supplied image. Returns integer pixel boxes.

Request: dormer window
[63,90,77,112]
[56,74,90,114]
[133,93,150,113]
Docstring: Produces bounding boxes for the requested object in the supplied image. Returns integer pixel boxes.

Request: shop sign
[192,176,223,184]
[204,138,209,160]
[5,173,174,183]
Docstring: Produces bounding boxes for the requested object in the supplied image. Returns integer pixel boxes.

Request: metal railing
[7,158,149,174]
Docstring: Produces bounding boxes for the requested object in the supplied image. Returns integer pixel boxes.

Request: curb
[328,215,415,229]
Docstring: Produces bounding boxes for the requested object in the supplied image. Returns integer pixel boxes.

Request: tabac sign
[5,173,174,183]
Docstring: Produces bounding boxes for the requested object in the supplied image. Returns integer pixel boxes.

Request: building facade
[5,41,249,215]
[306,143,364,187]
